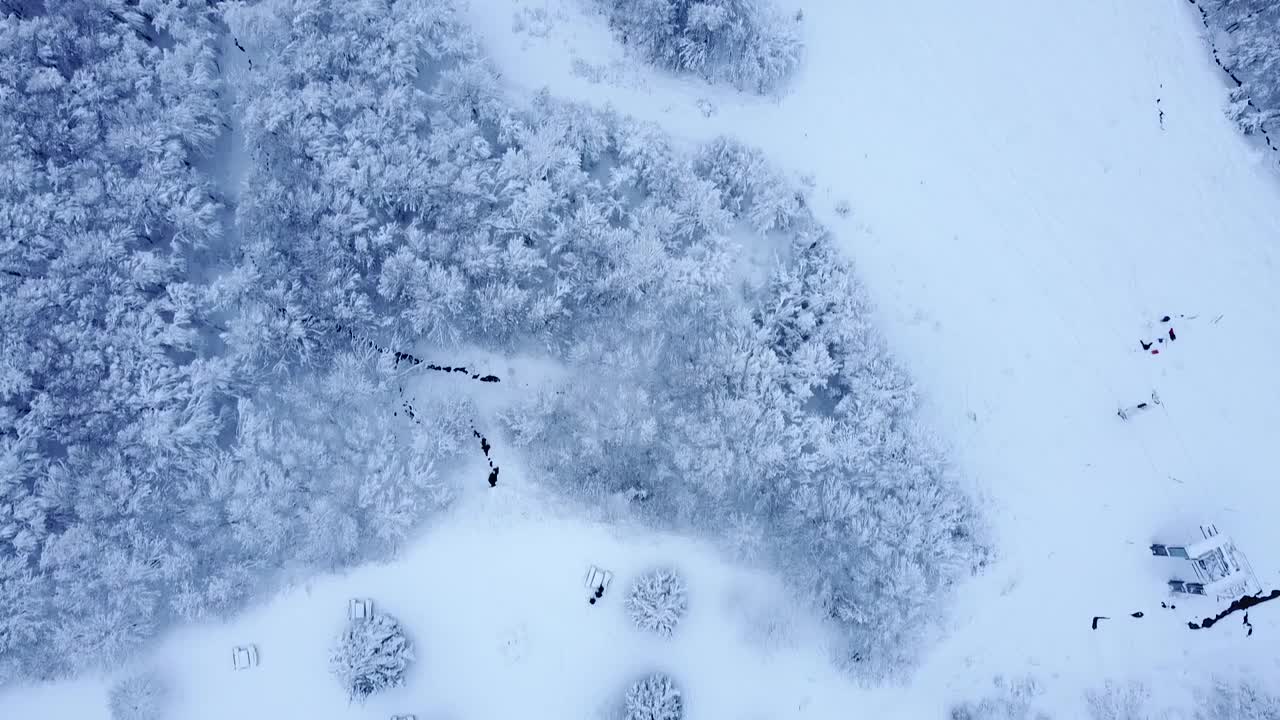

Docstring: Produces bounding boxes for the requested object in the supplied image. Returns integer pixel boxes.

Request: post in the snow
[1151,524,1261,601]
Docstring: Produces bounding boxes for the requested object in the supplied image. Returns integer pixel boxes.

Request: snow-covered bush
[950,675,1050,720]
[1085,680,1153,720]
[1194,678,1280,720]
[626,673,684,720]
[599,0,803,93]
[330,612,414,703]
[108,672,165,720]
[626,569,689,636]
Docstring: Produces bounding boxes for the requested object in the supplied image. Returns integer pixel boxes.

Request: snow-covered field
[6,0,1280,717]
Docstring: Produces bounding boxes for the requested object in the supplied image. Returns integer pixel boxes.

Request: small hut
[1151,524,1260,601]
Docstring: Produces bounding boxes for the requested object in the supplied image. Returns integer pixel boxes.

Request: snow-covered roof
[1184,533,1234,561]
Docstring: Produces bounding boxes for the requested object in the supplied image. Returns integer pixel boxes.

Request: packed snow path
[469,0,1280,709]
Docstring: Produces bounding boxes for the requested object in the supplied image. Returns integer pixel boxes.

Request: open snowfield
[6,0,1280,717]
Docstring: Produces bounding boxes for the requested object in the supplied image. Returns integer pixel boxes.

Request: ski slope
[467,0,1280,711]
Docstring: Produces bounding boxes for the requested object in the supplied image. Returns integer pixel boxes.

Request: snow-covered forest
[0,0,977,690]
[5,0,1280,717]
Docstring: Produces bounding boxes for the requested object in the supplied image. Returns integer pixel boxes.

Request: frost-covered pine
[108,672,165,720]
[625,673,684,720]
[626,569,689,636]
[330,612,414,703]
[600,0,802,93]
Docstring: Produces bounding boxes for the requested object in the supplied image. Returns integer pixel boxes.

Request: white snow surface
[7,0,1280,717]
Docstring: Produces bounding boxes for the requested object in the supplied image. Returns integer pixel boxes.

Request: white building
[1151,525,1260,601]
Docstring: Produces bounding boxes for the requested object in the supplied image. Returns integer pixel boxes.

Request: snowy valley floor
[7,0,1280,717]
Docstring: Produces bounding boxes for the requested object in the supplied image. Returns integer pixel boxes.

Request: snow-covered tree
[625,673,684,720]
[1226,85,1280,135]
[331,612,414,703]
[626,569,689,636]
[1084,680,1154,720]
[1199,1,1280,139]
[599,0,803,93]
[1195,678,1280,720]
[108,671,166,720]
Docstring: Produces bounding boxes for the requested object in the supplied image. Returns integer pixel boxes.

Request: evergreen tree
[625,673,684,720]
[108,671,166,720]
[598,0,803,93]
[626,569,689,637]
[330,612,414,703]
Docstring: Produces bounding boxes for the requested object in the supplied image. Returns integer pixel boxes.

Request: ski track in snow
[7,0,1280,717]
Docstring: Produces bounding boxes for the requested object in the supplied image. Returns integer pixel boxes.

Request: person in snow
[1139,315,1180,354]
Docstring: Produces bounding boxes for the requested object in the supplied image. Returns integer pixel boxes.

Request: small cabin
[1151,525,1259,601]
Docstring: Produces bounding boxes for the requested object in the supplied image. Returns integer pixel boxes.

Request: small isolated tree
[109,671,165,720]
[626,673,684,720]
[626,569,689,637]
[330,612,414,703]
